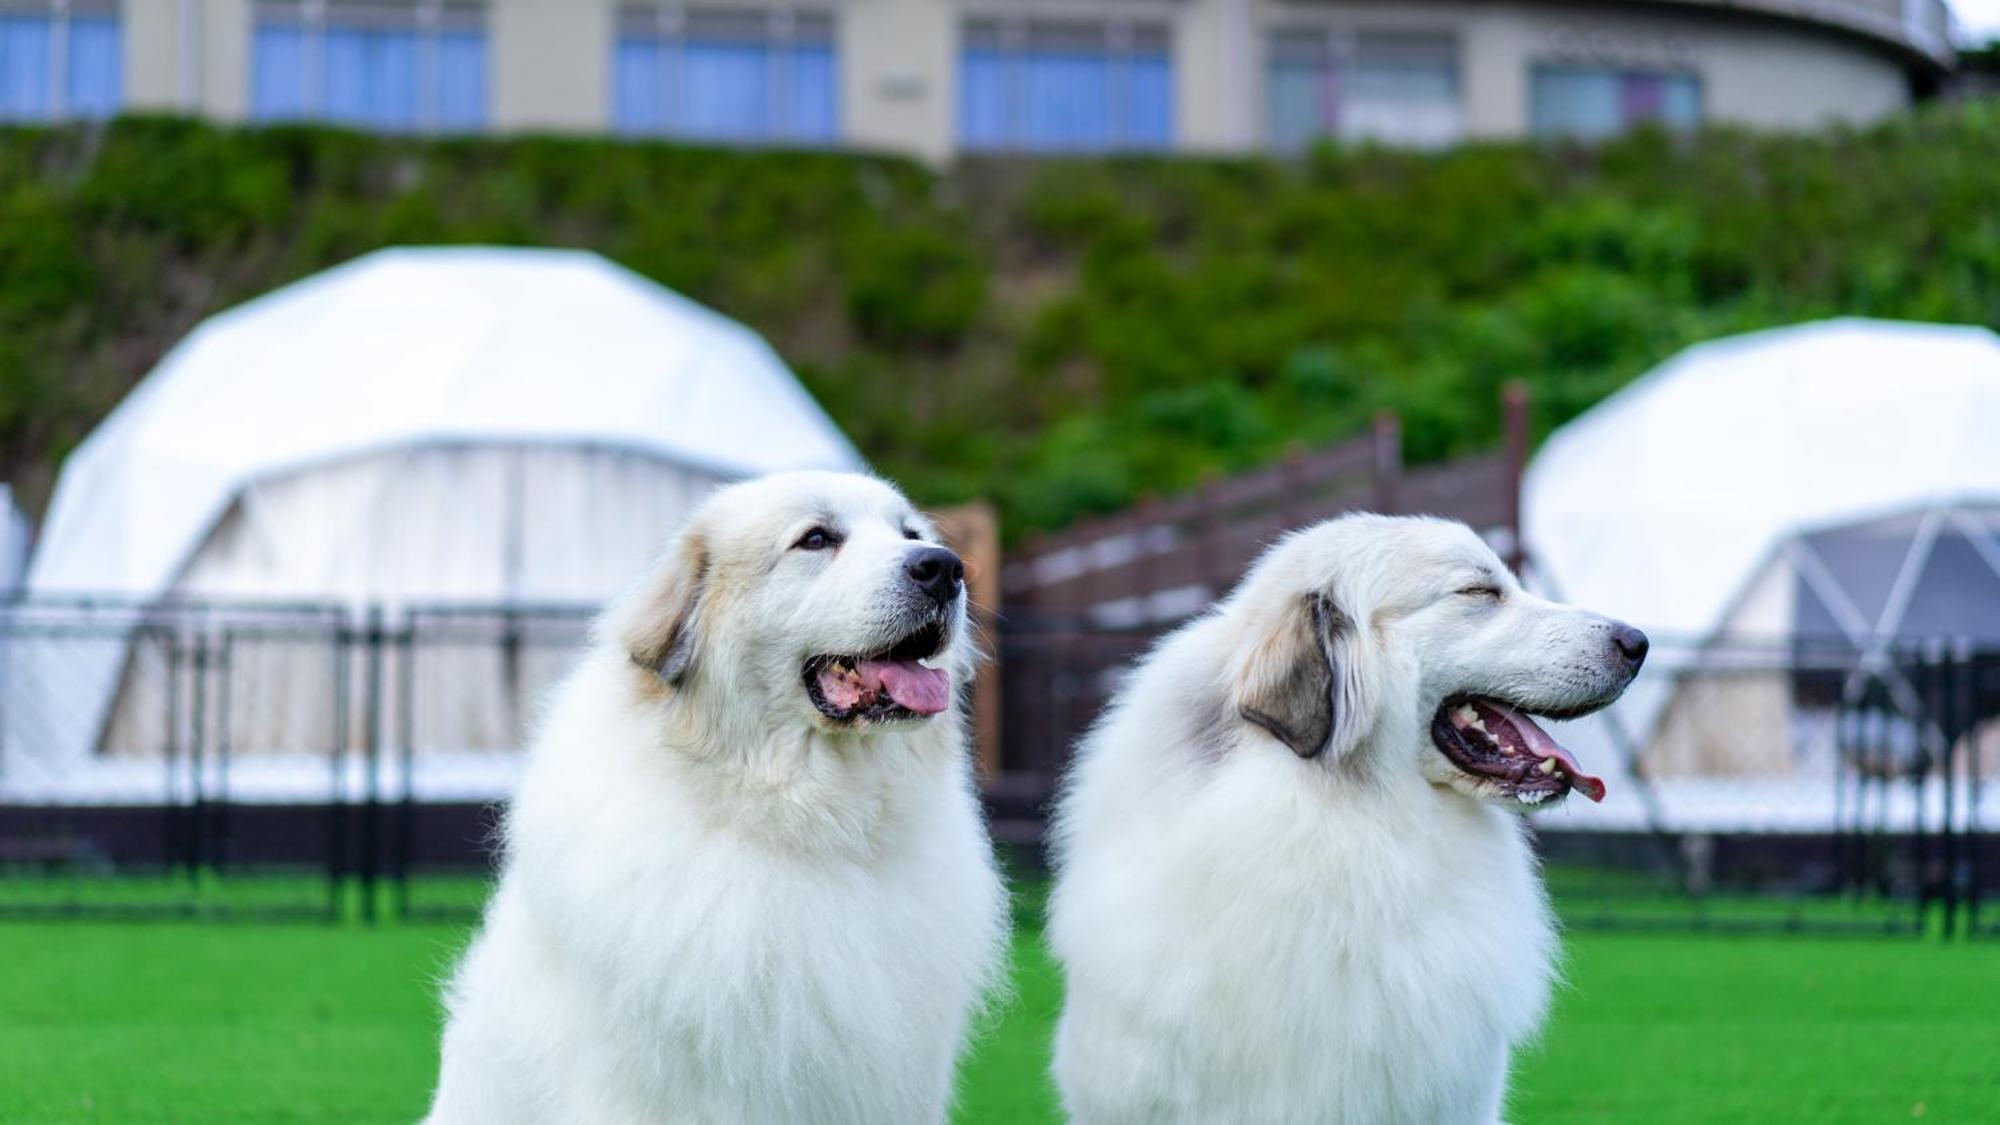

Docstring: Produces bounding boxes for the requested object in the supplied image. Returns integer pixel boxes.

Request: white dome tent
[4,246,863,802]
[1522,318,2000,835]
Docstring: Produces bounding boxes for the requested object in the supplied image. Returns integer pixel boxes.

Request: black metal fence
[995,616,2000,938]
[0,598,591,923]
[5,595,1998,937]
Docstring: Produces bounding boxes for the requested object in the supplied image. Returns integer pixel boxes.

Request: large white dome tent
[1520,318,2000,836]
[4,246,864,802]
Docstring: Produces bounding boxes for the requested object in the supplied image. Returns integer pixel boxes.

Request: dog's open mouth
[803,621,951,723]
[1429,696,1606,806]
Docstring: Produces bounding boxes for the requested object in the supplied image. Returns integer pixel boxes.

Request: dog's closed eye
[794,526,842,551]
[1456,585,1502,601]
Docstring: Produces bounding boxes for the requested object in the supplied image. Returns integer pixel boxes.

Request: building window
[613,6,838,143]
[251,1,488,132]
[958,18,1173,152]
[0,0,121,121]
[1267,30,1460,151]
[1530,65,1700,139]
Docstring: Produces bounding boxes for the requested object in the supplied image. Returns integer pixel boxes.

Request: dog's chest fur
[1052,745,1556,1125]
[431,657,1006,1125]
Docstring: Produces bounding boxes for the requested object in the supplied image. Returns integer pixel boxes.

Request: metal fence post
[360,606,383,926]
[1502,381,1531,575]
[1369,412,1401,514]
[188,626,208,892]
[395,613,417,923]
[214,629,234,880]
[328,614,350,924]
[163,625,186,898]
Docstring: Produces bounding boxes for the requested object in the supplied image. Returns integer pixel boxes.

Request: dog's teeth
[1468,718,1488,735]
[1539,757,1558,775]
[918,656,940,669]
[1454,704,1478,724]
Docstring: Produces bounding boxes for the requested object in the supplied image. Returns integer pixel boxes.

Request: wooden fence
[986,386,1532,830]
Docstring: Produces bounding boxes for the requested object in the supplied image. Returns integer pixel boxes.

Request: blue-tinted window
[0,3,122,122]
[1530,64,1700,140]
[1267,31,1460,151]
[67,14,121,117]
[614,7,838,143]
[250,1,488,132]
[958,19,1173,152]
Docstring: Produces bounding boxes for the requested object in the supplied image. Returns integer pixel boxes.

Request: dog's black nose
[1611,624,1650,671]
[905,546,964,607]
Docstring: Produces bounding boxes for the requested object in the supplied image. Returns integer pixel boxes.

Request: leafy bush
[4,107,2000,536]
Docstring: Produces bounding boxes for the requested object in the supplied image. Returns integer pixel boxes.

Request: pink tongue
[1482,700,1607,803]
[859,659,952,716]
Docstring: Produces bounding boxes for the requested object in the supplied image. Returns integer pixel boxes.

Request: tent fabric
[177,444,721,607]
[1525,318,2000,643]
[1522,319,2000,831]
[27,245,864,599]
[4,247,864,800]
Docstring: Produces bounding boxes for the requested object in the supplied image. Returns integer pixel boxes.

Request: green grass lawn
[2,915,1996,1123]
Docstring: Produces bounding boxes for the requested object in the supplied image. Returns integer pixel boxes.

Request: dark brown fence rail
[1003,387,1529,623]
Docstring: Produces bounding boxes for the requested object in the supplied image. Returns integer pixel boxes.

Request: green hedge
[4,109,2000,535]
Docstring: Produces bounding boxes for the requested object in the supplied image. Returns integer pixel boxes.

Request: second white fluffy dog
[425,471,1007,1125]
[1048,514,1647,1124]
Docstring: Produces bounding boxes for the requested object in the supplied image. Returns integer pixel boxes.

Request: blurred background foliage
[3,107,2000,535]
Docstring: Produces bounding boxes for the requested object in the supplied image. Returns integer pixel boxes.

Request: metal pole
[396,616,416,922]
[188,629,208,890]
[1970,654,1988,936]
[1369,411,1401,514]
[1502,381,1531,576]
[163,628,185,895]
[360,607,383,926]
[215,630,234,878]
[327,616,349,924]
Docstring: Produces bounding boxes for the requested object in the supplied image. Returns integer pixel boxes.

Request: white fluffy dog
[425,471,1007,1125]
[1048,514,1647,1124]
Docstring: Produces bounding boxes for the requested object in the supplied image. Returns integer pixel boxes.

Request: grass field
[3,905,1997,1125]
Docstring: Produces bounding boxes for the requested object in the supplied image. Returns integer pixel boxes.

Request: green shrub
[4,107,2000,537]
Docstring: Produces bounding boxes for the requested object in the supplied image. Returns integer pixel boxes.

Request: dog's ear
[620,527,709,686]
[1233,592,1372,759]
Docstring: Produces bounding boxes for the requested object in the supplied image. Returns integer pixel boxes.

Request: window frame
[956,12,1176,153]
[612,3,841,145]
[0,0,122,122]
[249,0,489,133]
[1528,61,1705,140]
[1262,24,1463,153]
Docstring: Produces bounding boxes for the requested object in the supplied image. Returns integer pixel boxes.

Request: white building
[0,1,1959,161]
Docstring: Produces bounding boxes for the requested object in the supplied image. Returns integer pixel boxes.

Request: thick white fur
[426,471,1007,1125]
[1049,514,1639,1125]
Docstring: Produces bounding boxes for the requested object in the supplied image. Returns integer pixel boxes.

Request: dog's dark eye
[902,527,922,542]
[1458,585,1503,601]
[794,527,840,552]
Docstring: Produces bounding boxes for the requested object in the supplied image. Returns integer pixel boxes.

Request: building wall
[119,0,184,112]
[108,0,1938,159]
[491,0,612,131]
[1457,1,1914,137]
[842,0,960,162]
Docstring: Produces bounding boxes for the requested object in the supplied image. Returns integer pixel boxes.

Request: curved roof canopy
[1525,318,2000,642]
[28,246,864,597]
